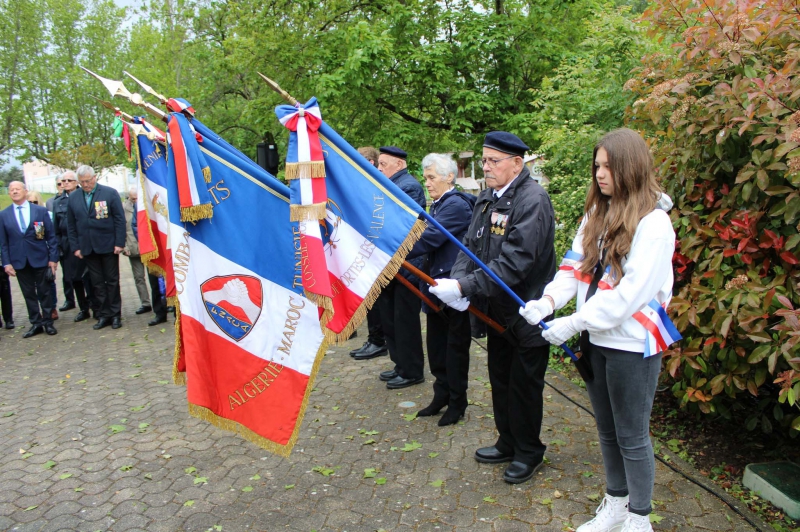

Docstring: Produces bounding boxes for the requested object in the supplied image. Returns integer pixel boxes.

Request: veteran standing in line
[406,153,475,426]
[431,132,556,484]
[67,165,127,330]
[375,146,427,389]
[54,171,93,322]
[0,181,59,338]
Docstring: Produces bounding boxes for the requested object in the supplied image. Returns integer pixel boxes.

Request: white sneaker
[576,494,629,532]
[619,513,654,532]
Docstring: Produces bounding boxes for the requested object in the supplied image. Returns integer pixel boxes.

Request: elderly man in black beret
[374,146,427,389]
[431,131,557,484]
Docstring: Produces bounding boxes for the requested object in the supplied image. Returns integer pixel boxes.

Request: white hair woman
[405,153,476,425]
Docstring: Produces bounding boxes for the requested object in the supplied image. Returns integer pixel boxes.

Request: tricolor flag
[164,127,327,455]
[166,111,214,222]
[632,300,683,358]
[276,99,334,321]
[274,100,426,342]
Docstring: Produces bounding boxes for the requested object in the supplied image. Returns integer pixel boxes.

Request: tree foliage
[626,0,800,434]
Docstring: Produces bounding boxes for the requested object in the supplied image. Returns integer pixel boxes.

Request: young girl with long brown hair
[520,128,679,532]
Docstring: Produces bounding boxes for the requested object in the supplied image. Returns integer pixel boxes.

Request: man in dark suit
[66,165,126,330]
[53,170,93,322]
[0,181,59,337]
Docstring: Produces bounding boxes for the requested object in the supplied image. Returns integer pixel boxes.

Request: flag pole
[401,261,505,334]
[81,67,168,123]
[256,73,580,363]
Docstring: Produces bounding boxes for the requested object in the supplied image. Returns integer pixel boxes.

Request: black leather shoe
[135,305,152,315]
[22,326,43,338]
[45,324,57,336]
[148,315,168,326]
[386,375,425,389]
[74,311,90,322]
[379,369,398,382]
[438,406,466,426]
[93,317,111,330]
[111,316,122,329]
[353,342,388,360]
[503,459,543,484]
[474,446,514,464]
[5,321,14,329]
[417,398,448,417]
[350,340,370,357]
[59,302,75,312]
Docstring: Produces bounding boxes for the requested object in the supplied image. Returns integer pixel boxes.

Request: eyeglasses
[62,179,76,182]
[480,155,516,169]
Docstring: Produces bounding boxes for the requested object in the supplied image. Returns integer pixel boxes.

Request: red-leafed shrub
[626,0,800,434]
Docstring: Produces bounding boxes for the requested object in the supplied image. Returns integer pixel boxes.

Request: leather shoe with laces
[379,369,397,382]
[474,446,514,464]
[135,305,152,315]
[22,325,43,338]
[353,342,388,360]
[74,310,90,322]
[45,324,57,335]
[350,340,370,357]
[93,317,111,330]
[385,375,424,389]
[149,315,168,326]
[503,458,543,484]
[111,316,122,329]
[59,302,75,311]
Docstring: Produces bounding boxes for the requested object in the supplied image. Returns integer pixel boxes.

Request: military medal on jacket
[33,221,45,240]
[490,211,508,235]
[95,200,109,219]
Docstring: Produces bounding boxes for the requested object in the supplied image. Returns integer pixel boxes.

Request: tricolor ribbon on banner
[276,98,334,320]
[166,97,196,116]
[561,250,682,357]
[166,111,213,222]
[113,111,132,159]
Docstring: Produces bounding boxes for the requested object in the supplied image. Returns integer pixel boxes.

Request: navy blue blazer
[66,184,126,256]
[0,203,59,269]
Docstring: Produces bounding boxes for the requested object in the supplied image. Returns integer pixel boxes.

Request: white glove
[519,298,554,326]
[448,297,470,312]
[429,278,462,304]
[542,315,585,346]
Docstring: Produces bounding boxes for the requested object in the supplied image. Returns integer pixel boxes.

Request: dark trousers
[61,253,90,311]
[487,329,550,466]
[84,253,121,319]
[426,307,471,408]
[0,269,13,324]
[60,256,74,305]
[149,272,166,319]
[366,306,385,346]
[16,264,54,327]
[377,279,424,380]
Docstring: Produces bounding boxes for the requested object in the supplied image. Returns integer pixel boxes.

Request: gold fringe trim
[202,166,212,183]
[144,261,166,279]
[167,295,179,307]
[289,203,327,222]
[284,161,326,180]
[186,336,330,457]
[324,218,427,344]
[140,250,159,266]
[304,290,334,329]
[172,301,186,386]
[180,203,213,223]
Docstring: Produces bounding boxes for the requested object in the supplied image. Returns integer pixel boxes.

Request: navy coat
[407,189,475,311]
[67,183,126,256]
[0,203,59,269]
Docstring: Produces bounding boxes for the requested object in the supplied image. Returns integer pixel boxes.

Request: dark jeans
[426,306,471,408]
[366,306,385,346]
[377,279,424,380]
[84,253,121,319]
[486,330,550,466]
[0,269,13,324]
[16,264,54,327]
[585,343,662,516]
[148,272,166,319]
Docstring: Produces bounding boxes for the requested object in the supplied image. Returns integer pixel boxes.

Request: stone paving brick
[0,275,764,531]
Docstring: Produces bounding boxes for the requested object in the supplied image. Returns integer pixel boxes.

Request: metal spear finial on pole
[257,72,299,106]
[89,95,134,121]
[123,71,168,104]
[80,66,168,123]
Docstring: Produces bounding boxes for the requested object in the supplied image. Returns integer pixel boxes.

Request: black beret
[483,131,529,157]
[379,146,407,160]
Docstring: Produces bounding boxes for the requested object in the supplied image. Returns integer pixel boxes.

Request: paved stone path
[0,270,760,531]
